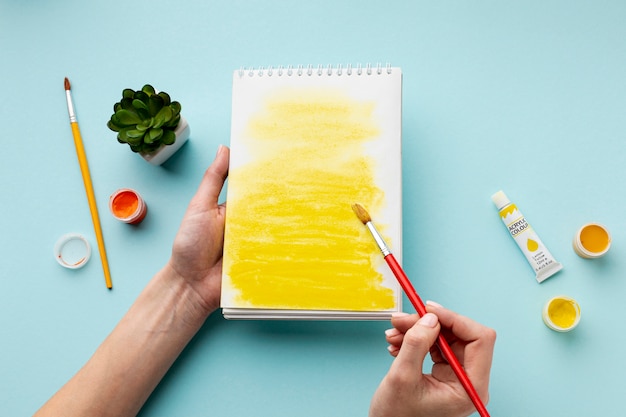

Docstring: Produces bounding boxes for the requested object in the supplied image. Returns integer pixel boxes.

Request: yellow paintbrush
[64,77,112,289]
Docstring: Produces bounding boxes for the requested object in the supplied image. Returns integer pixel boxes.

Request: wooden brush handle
[384,254,490,417]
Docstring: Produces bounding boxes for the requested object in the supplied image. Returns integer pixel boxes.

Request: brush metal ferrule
[366,221,391,256]
[65,90,77,123]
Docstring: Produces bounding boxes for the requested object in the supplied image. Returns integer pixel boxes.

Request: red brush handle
[385,254,490,417]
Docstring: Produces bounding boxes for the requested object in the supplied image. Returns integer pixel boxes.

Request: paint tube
[491,190,563,283]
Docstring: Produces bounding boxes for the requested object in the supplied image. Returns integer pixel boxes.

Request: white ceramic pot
[140,116,190,165]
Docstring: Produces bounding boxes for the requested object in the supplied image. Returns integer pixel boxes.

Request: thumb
[196,145,230,205]
[392,313,440,373]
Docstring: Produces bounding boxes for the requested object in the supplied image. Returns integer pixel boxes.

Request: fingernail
[216,144,226,156]
[418,313,439,328]
[385,328,400,337]
[387,344,399,354]
[426,300,443,308]
[391,312,409,318]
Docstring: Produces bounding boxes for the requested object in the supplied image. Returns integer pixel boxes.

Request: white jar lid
[54,233,91,269]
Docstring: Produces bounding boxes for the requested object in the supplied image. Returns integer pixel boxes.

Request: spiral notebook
[221,64,403,320]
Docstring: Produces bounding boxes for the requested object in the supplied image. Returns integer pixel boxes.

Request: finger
[426,302,496,394]
[385,328,405,357]
[388,313,440,376]
[384,327,402,343]
[425,302,480,342]
[390,312,419,334]
[387,344,400,357]
[386,314,416,353]
[196,145,230,205]
[426,302,496,351]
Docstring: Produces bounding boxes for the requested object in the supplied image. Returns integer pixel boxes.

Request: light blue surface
[1,1,626,416]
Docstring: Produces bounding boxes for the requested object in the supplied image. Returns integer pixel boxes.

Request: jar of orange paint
[109,188,147,225]
[573,223,611,259]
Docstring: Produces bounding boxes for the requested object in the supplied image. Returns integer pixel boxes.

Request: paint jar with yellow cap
[573,223,611,259]
[109,188,148,225]
[542,295,581,332]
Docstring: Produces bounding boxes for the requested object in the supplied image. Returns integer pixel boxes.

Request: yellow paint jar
[573,223,611,259]
[542,295,581,332]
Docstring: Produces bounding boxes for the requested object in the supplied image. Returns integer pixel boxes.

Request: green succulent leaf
[133,91,148,103]
[140,108,152,120]
[142,84,156,96]
[110,114,121,127]
[132,99,149,112]
[117,132,127,143]
[120,97,134,110]
[114,109,142,126]
[125,129,145,138]
[162,130,176,145]
[145,128,163,144]
[148,94,165,116]
[122,89,135,99]
[117,129,132,143]
[170,101,181,114]
[126,137,143,147]
[158,92,171,106]
[153,106,173,128]
[164,114,181,128]
[107,119,121,132]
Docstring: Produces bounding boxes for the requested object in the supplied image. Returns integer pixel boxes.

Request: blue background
[1,1,625,416]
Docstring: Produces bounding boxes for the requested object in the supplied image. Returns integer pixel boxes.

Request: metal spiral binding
[237,63,393,77]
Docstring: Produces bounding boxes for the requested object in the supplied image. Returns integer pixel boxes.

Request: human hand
[166,145,230,316]
[369,301,496,417]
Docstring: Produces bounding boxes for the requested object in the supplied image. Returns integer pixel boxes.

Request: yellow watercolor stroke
[224,88,395,311]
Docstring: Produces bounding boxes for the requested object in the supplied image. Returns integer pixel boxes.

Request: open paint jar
[542,295,581,332]
[54,233,91,269]
[109,188,148,224]
[573,223,611,259]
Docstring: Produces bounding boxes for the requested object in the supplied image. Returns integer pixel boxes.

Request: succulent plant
[107,84,182,153]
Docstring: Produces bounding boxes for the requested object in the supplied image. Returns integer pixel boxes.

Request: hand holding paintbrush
[374,305,496,417]
[352,203,494,417]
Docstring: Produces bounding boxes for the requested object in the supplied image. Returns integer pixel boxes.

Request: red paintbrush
[351,203,490,417]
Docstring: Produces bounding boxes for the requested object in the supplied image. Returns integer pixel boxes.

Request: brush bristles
[351,203,371,224]
[64,77,71,91]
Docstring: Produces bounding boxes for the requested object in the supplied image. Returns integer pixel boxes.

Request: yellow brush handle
[71,122,112,289]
